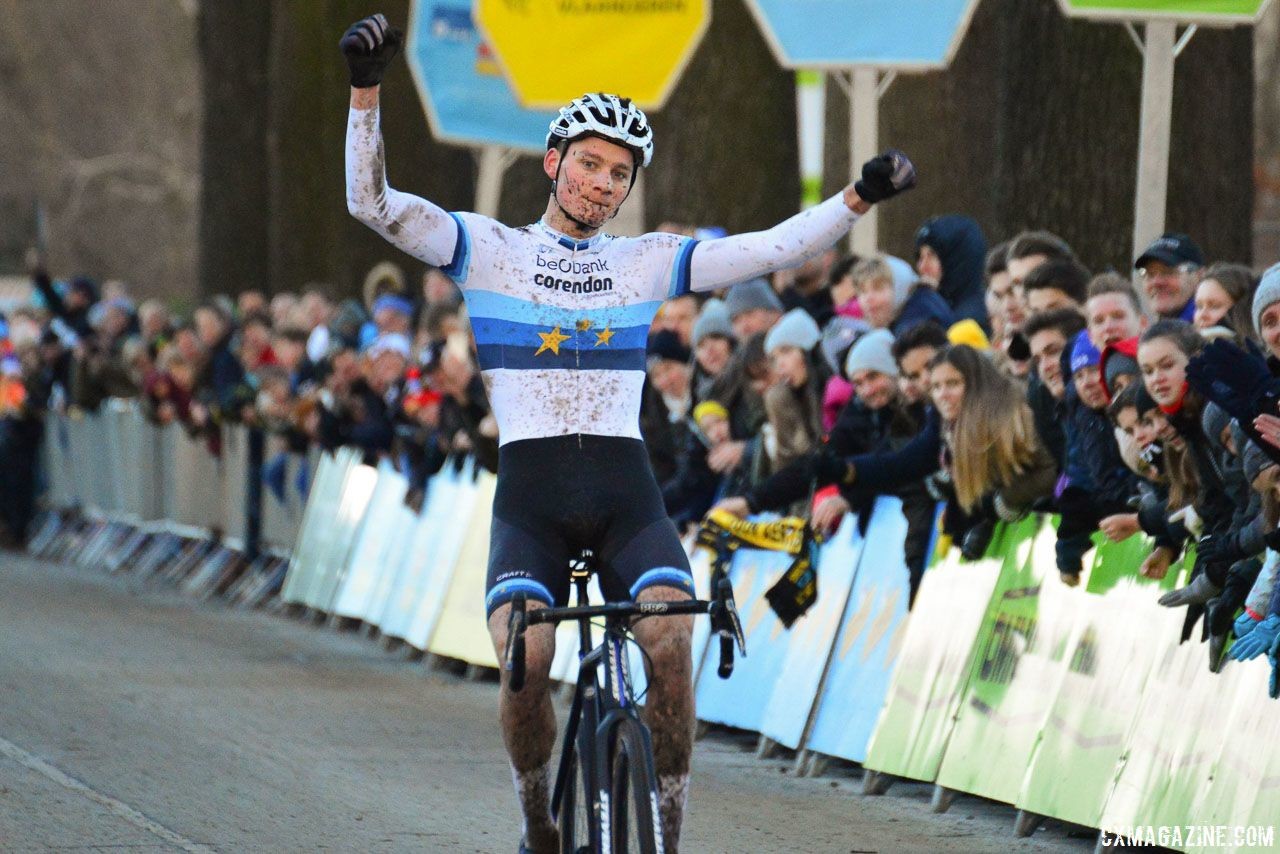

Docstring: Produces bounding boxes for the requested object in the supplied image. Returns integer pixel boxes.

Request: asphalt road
[0,550,1095,853]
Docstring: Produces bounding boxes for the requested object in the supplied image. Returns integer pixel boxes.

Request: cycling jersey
[346,103,863,611]
[346,104,860,445]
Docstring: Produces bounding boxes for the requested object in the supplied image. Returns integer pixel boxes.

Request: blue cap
[371,294,414,317]
[1069,330,1101,375]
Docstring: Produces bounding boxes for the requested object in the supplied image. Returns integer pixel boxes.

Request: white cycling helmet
[546,93,654,169]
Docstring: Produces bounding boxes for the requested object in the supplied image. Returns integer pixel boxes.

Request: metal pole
[796,70,826,209]
[1132,20,1176,260]
[850,67,879,256]
[474,145,516,219]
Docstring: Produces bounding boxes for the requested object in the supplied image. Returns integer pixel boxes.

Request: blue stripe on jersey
[474,343,647,372]
[465,289,663,330]
[667,237,699,299]
[442,212,471,284]
[470,316,650,351]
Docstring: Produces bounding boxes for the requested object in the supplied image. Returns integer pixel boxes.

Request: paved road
[0,551,1094,853]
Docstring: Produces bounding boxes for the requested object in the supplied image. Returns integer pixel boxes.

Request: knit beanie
[764,308,821,355]
[365,332,411,360]
[1251,262,1280,335]
[725,277,783,319]
[947,319,989,350]
[647,329,691,363]
[1101,337,1141,401]
[1069,330,1102,375]
[692,298,734,346]
[693,400,730,424]
[885,255,916,311]
[819,316,870,375]
[844,328,899,379]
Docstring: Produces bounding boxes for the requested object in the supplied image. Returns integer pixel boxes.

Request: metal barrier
[33,401,1280,849]
[39,403,303,552]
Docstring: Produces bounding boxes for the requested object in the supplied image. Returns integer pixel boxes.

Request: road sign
[1058,0,1271,24]
[744,1,980,253]
[744,0,981,70]
[405,0,557,152]
[474,0,711,110]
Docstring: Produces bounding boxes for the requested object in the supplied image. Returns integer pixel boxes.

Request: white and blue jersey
[346,103,860,446]
[346,102,864,611]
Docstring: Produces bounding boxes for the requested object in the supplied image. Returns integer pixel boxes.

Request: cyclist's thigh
[485,514,571,619]
[599,511,695,605]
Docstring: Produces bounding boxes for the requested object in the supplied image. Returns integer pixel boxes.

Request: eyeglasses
[1136,263,1199,279]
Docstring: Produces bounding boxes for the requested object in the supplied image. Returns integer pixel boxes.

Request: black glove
[339,13,403,88]
[813,448,854,486]
[1196,532,1245,567]
[1186,338,1280,426]
[960,519,995,561]
[854,149,916,204]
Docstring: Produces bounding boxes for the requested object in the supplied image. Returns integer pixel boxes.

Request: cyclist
[340,14,916,853]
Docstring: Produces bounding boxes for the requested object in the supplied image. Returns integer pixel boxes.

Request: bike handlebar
[503,574,745,693]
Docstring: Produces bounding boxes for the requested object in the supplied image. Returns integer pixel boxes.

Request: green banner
[862,516,1041,782]
[1016,538,1190,827]
[935,518,1084,803]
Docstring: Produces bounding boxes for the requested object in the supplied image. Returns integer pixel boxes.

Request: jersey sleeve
[345,104,463,270]
[685,194,859,293]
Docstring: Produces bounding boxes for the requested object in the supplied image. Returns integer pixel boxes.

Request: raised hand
[339,13,403,89]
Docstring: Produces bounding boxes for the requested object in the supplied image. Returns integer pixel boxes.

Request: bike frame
[548,567,657,852]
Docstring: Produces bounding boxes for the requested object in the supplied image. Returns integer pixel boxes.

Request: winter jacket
[891,286,954,337]
[914,214,989,330]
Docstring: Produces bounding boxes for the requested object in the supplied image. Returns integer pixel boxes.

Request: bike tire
[558,744,593,854]
[606,719,660,854]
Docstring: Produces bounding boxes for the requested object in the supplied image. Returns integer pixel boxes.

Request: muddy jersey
[346,104,861,445]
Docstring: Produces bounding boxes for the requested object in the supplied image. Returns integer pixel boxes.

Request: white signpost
[1057,1,1274,259]
[744,0,980,253]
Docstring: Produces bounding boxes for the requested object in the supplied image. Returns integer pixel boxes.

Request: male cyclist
[340,14,915,853]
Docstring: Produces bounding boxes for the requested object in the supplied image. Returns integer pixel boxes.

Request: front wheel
[558,744,593,854]
[605,719,660,854]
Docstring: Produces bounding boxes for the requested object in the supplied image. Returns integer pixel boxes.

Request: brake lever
[711,578,746,656]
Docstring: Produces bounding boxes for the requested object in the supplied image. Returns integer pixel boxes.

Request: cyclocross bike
[504,550,745,854]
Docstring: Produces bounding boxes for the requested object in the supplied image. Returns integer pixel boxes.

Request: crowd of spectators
[2,214,1279,695]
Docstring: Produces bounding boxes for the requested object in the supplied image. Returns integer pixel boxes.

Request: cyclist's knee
[632,585,693,666]
[488,602,557,692]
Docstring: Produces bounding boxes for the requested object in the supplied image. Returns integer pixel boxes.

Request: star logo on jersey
[535,325,570,356]
[576,318,593,332]
[594,326,615,347]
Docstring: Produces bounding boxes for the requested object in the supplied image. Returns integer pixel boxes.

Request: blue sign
[744,0,980,69]
[804,498,911,763]
[406,1,558,151]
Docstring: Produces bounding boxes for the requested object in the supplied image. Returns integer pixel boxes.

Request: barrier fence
[29,406,1280,851]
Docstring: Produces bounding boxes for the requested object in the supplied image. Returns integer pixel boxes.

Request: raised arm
[342,15,459,267]
[687,150,916,293]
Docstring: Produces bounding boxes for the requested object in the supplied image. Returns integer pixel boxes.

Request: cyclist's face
[545,137,634,229]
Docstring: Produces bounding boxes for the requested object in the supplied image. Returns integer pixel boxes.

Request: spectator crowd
[2,212,1279,697]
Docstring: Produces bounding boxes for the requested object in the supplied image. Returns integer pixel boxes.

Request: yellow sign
[475,0,711,110]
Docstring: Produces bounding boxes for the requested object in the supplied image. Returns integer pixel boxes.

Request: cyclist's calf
[632,584,695,853]
[488,602,559,852]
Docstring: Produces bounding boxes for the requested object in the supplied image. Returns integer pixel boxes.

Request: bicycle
[504,550,745,854]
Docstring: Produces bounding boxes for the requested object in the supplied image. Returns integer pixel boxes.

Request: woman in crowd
[762,308,826,473]
[1191,262,1255,336]
[929,344,1057,530]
